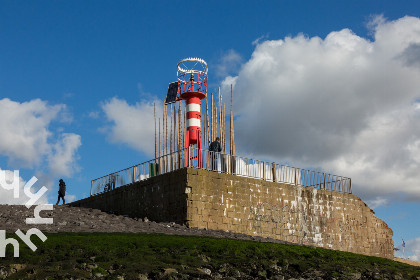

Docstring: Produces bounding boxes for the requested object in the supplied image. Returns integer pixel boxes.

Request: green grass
[0,233,419,279]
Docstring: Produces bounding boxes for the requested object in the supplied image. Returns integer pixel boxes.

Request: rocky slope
[0,204,292,244]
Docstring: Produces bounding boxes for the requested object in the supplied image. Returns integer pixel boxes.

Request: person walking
[209,137,222,171]
[56,179,66,205]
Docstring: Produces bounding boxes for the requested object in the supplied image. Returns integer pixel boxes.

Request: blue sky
[1,1,420,260]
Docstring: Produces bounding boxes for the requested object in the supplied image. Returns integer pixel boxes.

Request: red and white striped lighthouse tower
[176,58,208,166]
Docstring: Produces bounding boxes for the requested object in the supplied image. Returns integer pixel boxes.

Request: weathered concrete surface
[71,168,394,258]
[186,169,393,259]
[0,205,293,244]
[72,169,189,223]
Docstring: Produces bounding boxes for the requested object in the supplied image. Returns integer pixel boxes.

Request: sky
[1,1,420,260]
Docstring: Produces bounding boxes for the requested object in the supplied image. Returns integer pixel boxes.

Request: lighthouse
[176,58,208,166]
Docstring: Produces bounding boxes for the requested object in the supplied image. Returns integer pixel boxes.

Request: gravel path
[0,204,293,245]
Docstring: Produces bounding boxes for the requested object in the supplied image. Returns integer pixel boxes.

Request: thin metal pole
[211,92,214,142]
[220,91,223,150]
[230,84,235,156]
[202,102,206,151]
[90,180,93,196]
[178,103,182,168]
[166,104,168,156]
[170,104,173,155]
[159,117,161,158]
[183,102,186,149]
[154,102,157,160]
[173,103,176,154]
[163,105,166,156]
[206,94,209,148]
[163,105,166,172]
[218,87,222,141]
[223,103,226,152]
[215,97,218,139]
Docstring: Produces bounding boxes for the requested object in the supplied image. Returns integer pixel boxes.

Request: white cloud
[214,49,243,78]
[252,34,269,46]
[101,97,161,156]
[0,98,82,180]
[222,16,420,202]
[88,111,100,119]
[366,197,389,209]
[48,133,81,177]
[0,98,62,167]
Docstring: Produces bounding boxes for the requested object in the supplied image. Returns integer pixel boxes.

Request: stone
[349,272,362,279]
[163,268,178,275]
[0,267,8,280]
[87,264,97,271]
[137,274,148,280]
[197,267,211,275]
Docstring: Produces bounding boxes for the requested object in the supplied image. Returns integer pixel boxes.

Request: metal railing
[90,147,352,196]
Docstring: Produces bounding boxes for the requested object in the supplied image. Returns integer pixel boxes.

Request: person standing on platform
[209,137,222,171]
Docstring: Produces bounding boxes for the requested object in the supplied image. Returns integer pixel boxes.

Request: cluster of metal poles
[154,85,236,157]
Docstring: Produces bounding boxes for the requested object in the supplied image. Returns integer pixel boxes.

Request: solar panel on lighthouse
[164,82,179,105]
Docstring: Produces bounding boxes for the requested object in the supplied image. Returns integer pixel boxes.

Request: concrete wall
[185,168,393,259]
[71,168,188,223]
[71,167,394,259]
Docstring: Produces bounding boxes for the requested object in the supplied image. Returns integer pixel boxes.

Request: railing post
[132,167,135,184]
[262,162,266,181]
[272,162,277,182]
[349,178,352,193]
[90,180,93,196]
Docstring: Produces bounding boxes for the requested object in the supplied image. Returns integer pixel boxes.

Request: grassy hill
[0,233,419,280]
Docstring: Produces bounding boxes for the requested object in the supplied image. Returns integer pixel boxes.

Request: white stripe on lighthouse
[186,103,201,112]
[187,118,201,127]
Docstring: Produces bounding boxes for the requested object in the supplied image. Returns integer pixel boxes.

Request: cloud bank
[222,16,420,204]
[0,98,81,204]
[101,97,161,157]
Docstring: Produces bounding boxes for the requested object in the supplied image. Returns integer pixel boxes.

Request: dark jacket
[209,140,222,153]
[59,181,66,196]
